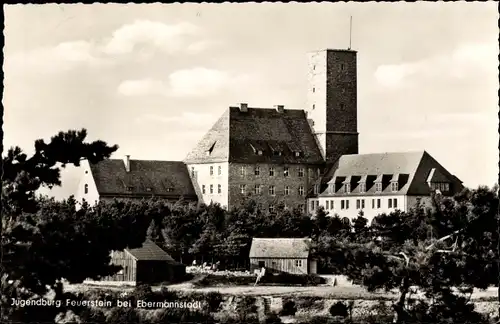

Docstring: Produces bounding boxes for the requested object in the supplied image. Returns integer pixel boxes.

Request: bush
[261,273,326,286]
[280,299,297,316]
[156,287,178,302]
[205,291,224,313]
[329,301,348,318]
[106,308,140,324]
[296,296,324,310]
[266,312,283,324]
[77,307,107,323]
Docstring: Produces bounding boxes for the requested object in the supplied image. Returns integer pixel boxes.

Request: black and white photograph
[2,2,499,324]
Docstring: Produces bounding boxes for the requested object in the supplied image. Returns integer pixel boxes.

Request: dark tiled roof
[249,238,311,259]
[126,240,176,261]
[184,107,324,164]
[89,159,197,199]
[318,151,463,197]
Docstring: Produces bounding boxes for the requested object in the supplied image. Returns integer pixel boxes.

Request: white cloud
[117,79,168,96]
[5,20,216,76]
[136,112,216,127]
[374,42,498,88]
[102,20,200,55]
[118,68,254,97]
[4,40,110,75]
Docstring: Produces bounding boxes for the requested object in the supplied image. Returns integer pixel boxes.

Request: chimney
[239,103,248,112]
[124,155,130,172]
[274,105,284,113]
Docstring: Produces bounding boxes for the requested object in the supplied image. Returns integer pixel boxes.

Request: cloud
[4,40,110,75]
[118,68,254,97]
[136,112,216,127]
[5,20,216,76]
[374,42,498,88]
[102,20,199,55]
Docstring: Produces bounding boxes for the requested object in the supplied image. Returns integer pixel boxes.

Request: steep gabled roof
[126,240,176,261]
[89,159,196,199]
[184,106,324,164]
[249,238,311,259]
[318,151,463,197]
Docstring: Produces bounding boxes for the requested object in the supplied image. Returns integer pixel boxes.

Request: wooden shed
[249,238,317,275]
[103,240,185,285]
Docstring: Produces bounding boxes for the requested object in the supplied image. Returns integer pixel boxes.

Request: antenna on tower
[348,16,353,50]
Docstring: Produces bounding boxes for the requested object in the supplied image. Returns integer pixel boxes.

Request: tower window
[341,63,345,70]
[284,167,289,177]
[269,185,276,196]
[340,103,345,110]
[312,104,315,110]
[255,166,260,176]
[313,65,316,70]
[312,87,315,93]
[284,186,290,195]
[84,184,88,194]
[240,184,246,194]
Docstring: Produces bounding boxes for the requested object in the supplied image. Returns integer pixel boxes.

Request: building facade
[249,238,317,275]
[75,47,464,219]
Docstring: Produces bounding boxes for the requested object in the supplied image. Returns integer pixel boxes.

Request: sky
[3,3,499,199]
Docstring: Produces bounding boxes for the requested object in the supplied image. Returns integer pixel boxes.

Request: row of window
[244,166,319,178]
[202,184,223,195]
[240,184,306,196]
[327,181,398,194]
[430,182,450,192]
[311,198,399,211]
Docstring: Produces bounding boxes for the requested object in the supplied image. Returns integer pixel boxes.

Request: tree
[314,186,499,323]
[0,129,155,321]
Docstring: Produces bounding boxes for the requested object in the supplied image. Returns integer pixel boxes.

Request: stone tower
[306,49,359,163]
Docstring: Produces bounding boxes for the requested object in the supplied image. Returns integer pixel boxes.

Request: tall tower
[307,49,359,164]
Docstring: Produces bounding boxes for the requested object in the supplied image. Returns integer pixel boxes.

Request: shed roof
[249,238,311,259]
[126,240,176,261]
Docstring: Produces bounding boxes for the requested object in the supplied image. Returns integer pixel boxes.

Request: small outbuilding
[249,238,317,275]
[103,240,185,285]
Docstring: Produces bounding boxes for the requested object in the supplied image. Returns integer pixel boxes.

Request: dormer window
[329,184,335,194]
[359,183,366,193]
[313,184,319,195]
[375,183,382,192]
[295,151,303,157]
[272,150,281,156]
[166,188,174,192]
[391,182,399,192]
[344,183,351,194]
[430,182,450,192]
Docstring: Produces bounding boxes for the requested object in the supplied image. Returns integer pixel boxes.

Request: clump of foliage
[280,299,297,316]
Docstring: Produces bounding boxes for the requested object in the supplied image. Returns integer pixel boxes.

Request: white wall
[74,160,100,207]
[187,162,229,208]
[309,195,406,224]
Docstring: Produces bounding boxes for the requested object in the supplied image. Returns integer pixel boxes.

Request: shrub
[78,307,107,323]
[156,287,178,302]
[296,296,324,310]
[329,301,348,318]
[309,315,340,324]
[265,312,283,324]
[205,291,224,313]
[106,307,140,324]
[280,299,297,316]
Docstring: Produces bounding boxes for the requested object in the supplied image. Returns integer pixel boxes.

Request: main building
[76,48,463,222]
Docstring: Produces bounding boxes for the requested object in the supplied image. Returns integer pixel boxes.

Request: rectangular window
[210,166,214,176]
[375,183,382,192]
[316,201,319,209]
[346,200,350,209]
[388,199,393,208]
[361,199,365,209]
[295,260,303,267]
[284,167,289,177]
[325,201,329,210]
[377,199,381,209]
[309,168,314,178]
[341,200,345,210]
[84,184,89,194]
[284,186,290,195]
[344,183,351,193]
[313,184,319,195]
[269,167,275,177]
[359,183,365,193]
[298,186,304,196]
[356,199,360,209]
[202,185,206,194]
[298,168,304,177]
[310,201,315,211]
[269,205,275,213]
[330,200,334,210]
[394,198,398,208]
[191,167,195,178]
[240,166,246,176]
[255,166,260,176]
[210,185,213,194]
[372,199,375,209]
[254,185,261,195]
[218,184,222,194]
[299,204,305,213]
[240,184,246,194]
[444,183,450,192]
[391,182,398,192]
[269,185,276,196]
[329,184,335,193]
